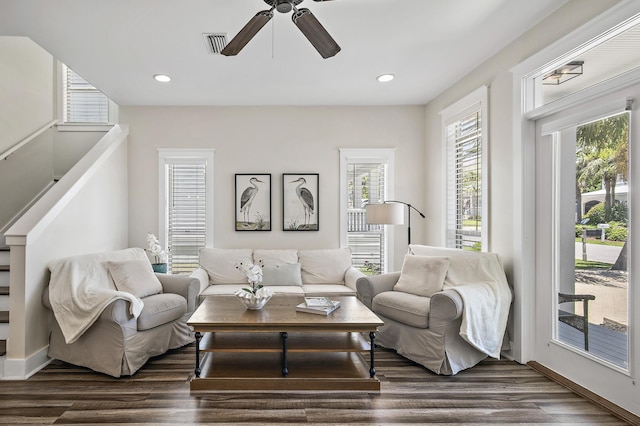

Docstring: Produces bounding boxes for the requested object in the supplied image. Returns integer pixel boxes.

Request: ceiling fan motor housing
[265,0,304,13]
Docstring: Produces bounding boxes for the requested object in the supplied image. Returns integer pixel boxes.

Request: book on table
[304,297,336,308]
[296,300,341,315]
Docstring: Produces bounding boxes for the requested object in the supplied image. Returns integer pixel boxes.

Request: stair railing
[0,119,57,162]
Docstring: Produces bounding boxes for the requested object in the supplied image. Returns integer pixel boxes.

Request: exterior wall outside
[121,106,426,266]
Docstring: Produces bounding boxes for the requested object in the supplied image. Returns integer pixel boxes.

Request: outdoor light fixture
[542,60,584,85]
[365,201,426,245]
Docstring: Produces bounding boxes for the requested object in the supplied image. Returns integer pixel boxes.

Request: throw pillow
[260,263,303,286]
[393,255,450,297]
[107,259,163,298]
[199,248,253,284]
[298,248,352,284]
[253,249,298,267]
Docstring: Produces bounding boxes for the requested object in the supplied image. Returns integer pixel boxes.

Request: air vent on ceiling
[203,33,228,55]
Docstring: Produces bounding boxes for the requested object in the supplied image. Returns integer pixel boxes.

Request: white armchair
[357,245,512,375]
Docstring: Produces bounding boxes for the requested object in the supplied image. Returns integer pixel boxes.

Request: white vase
[234,287,273,310]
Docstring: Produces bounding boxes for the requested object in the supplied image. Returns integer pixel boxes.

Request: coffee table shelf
[200,332,371,353]
[188,296,384,392]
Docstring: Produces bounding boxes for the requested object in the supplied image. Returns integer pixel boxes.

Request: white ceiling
[0,0,568,106]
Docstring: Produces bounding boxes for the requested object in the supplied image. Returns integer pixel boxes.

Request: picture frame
[283,173,319,231]
[235,174,271,231]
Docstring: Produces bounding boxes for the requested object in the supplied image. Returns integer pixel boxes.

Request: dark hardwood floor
[0,343,629,425]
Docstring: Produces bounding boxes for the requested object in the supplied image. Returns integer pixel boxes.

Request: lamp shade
[365,203,404,225]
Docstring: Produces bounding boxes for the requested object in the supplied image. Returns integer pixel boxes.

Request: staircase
[0,246,8,357]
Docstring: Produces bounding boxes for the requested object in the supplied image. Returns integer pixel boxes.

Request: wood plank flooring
[0,343,630,424]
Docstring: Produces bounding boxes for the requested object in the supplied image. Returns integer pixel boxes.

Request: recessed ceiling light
[154,74,171,83]
[377,74,395,83]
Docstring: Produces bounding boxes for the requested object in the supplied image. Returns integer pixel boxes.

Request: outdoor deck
[558,320,628,369]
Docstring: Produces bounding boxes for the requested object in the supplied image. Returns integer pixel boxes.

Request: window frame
[57,61,118,132]
[339,148,397,273]
[158,149,215,274]
[441,85,489,251]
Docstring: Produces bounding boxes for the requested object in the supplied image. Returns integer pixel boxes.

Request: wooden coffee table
[187,295,384,391]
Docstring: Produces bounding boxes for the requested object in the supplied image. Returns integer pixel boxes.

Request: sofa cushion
[200,248,253,284]
[199,284,305,297]
[137,293,187,331]
[301,284,357,297]
[106,259,163,298]
[253,249,298,267]
[298,248,352,284]
[261,263,303,286]
[372,291,430,329]
[394,254,449,297]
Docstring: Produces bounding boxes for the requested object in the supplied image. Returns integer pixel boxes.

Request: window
[60,63,117,126]
[159,150,214,274]
[340,149,396,274]
[442,86,488,251]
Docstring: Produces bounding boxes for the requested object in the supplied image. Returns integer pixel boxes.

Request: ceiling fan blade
[221,10,274,56]
[292,8,341,59]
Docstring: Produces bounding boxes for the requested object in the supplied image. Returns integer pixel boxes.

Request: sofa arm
[189,268,210,296]
[344,267,366,291]
[98,299,134,325]
[43,286,137,326]
[430,289,463,322]
[157,273,200,312]
[356,272,401,309]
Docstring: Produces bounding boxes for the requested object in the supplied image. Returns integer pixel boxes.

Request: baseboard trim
[2,346,51,380]
[527,361,639,425]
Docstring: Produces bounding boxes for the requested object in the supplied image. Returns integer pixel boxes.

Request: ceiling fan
[221,0,341,59]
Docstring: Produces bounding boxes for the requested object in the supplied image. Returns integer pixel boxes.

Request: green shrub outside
[584,201,628,224]
[606,226,627,241]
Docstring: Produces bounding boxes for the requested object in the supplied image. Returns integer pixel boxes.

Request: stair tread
[0,340,5,357]
[0,265,8,272]
[0,286,8,296]
[0,311,8,323]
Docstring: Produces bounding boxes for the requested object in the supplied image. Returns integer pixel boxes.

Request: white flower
[235,260,264,293]
[146,232,166,263]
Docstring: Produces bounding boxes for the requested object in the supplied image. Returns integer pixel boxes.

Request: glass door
[534,84,638,405]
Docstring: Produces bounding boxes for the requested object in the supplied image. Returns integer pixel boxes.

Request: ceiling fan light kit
[222,0,340,59]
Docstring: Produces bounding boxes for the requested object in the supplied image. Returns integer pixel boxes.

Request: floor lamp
[365,201,426,245]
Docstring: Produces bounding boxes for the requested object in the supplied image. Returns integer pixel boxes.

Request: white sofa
[191,248,365,301]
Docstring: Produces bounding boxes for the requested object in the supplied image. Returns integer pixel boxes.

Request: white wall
[53,130,106,179]
[121,106,425,265]
[0,37,54,153]
[423,0,618,275]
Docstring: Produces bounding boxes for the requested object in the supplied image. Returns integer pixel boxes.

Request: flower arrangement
[145,232,166,264]
[235,260,264,294]
[233,260,272,309]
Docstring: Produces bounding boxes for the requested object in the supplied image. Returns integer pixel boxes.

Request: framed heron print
[235,173,271,231]
[283,173,318,231]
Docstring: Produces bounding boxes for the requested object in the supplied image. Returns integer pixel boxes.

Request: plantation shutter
[63,65,109,123]
[167,160,207,274]
[446,110,482,250]
[347,162,386,274]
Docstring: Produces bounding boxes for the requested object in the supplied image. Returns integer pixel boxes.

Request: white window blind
[446,111,483,250]
[166,160,207,274]
[346,162,387,274]
[443,86,488,251]
[63,64,109,123]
